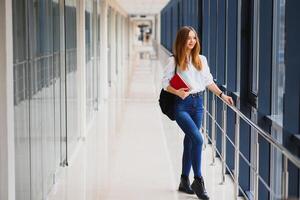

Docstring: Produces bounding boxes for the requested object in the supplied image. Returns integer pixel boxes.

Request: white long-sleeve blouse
[162,55,214,94]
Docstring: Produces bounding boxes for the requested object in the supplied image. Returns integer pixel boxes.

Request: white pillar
[100,0,109,100]
[0,0,15,199]
[111,10,117,85]
[77,0,86,137]
[156,14,161,44]
[128,22,135,76]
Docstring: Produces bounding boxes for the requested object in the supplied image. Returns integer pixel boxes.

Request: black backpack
[159,57,177,121]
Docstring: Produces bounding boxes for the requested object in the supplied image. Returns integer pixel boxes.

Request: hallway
[1,0,300,199]
[47,47,239,200]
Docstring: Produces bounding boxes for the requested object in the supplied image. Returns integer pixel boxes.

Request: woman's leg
[191,109,203,130]
[190,109,204,177]
[182,135,192,176]
[175,111,204,177]
[181,107,203,176]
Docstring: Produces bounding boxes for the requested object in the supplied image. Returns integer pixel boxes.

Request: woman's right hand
[176,88,190,100]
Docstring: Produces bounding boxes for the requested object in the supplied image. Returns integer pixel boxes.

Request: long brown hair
[173,26,202,71]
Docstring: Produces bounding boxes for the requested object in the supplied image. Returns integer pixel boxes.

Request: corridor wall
[10,0,129,199]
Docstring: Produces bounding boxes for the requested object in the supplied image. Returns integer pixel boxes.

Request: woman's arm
[166,85,189,100]
[207,83,234,106]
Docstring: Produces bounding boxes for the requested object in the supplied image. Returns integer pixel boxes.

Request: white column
[111,10,117,85]
[77,0,86,137]
[0,0,15,199]
[128,22,135,76]
[156,14,161,44]
[121,17,127,97]
[100,0,109,100]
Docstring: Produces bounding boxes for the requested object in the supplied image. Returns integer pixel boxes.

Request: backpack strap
[170,54,177,74]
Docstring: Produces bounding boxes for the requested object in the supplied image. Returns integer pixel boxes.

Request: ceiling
[115,0,170,15]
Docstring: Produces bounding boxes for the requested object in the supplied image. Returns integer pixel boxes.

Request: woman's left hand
[221,94,234,106]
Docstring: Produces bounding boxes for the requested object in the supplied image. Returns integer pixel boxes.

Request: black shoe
[191,177,210,200]
[178,176,194,194]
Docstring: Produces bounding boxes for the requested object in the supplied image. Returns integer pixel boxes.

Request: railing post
[211,94,216,165]
[221,103,227,184]
[234,114,240,199]
[282,156,289,199]
[203,90,207,149]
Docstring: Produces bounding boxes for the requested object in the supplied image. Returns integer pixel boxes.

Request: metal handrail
[203,90,299,199]
[215,93,300,168]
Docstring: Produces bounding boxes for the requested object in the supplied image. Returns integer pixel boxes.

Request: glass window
[270,127,283,199]
[13,0,27,62]
[13,0,31,199]
[272,0,285,120]
[270,1,285,199]
[85,10,92,62]
[115,13,118,75]
[107,7,112,86]
[66,0,79,156]
[85,0,94,122]
[250,108,257,194]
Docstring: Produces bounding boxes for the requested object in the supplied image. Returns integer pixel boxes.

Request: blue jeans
[174,94,204,177]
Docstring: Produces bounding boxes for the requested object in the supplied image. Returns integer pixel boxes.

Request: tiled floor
[47,46,242,200]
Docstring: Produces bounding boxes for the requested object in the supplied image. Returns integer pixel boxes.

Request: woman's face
[186,30,197,51]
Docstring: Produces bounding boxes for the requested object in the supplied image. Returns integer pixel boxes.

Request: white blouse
[162,55,214,94]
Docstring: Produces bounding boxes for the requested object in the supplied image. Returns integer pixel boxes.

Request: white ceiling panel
[115,0,170,15]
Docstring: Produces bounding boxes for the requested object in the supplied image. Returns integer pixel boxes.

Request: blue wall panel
[216,99,223,156]
[172,3,177,51]
[284,0,300,197]
[257,0,273,199]
[208,0,217,77]
[226,109,235,171]
[208,92,213,140]
[161,0,206,52]
[239,119,251,195]
[202,0,209,56]
[226,0,237,92]
[216,0,226,84]
[258,136,270,200]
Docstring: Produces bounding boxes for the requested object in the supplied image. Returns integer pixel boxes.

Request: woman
[162,26,234,199]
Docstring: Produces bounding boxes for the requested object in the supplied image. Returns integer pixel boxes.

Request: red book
[170,73,191,92]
